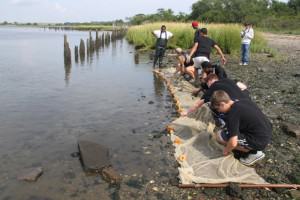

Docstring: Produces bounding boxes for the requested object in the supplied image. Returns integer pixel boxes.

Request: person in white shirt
[240,23,254,66]
[152,25,173,67]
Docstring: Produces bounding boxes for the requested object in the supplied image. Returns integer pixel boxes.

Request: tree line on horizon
[128,0,300,32]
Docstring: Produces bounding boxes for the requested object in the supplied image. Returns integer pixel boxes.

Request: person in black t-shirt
[182,74,249,116]
[188,28,227,78]
[201,61,227,80]
[210,90,272,166]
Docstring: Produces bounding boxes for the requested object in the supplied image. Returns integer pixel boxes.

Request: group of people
[152,22,254,69]
[152,22,271,166]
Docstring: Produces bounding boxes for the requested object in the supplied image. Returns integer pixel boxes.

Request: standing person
[191,21,200,43]
[210,90,272,166]
[240,23,254,66]
[152,25,173,68]
[188,28,227,78]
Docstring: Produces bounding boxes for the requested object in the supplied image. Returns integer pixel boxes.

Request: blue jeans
[241,43,250,63]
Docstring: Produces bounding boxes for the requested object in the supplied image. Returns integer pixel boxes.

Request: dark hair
[200,28,208,35]
[161,25,166,29]
[201,61,212,69]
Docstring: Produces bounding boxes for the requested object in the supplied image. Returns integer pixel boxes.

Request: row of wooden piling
[64,29,127,65]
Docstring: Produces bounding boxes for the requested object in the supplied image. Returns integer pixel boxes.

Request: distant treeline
[127,0,300,33]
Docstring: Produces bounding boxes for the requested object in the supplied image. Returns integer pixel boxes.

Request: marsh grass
[126,22,269,54]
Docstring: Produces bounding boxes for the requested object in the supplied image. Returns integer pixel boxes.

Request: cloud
[54,2,66,13]
[10,0,43,6]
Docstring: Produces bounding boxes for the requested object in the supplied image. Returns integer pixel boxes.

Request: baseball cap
[192,21,199,28]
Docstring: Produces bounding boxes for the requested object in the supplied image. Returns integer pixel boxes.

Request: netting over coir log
[154,68,266,185]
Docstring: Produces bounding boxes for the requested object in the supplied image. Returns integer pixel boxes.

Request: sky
[0,0,199,23]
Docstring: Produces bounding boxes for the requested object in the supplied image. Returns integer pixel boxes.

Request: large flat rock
[78,140,110,172]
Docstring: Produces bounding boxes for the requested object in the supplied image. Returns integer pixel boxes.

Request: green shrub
[126,22,268,54]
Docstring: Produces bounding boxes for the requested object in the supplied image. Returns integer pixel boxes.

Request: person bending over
[210,90,272,166]
[192,61,228,95]
[174,47,195,80]
[201,61,227,81]
[188,28,226,78]
[182,74,249,116]
[152,25,173,68]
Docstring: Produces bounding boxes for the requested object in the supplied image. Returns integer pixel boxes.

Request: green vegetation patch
[126,22,268,54]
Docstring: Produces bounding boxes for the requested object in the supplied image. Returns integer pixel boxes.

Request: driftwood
[179,183,300,189]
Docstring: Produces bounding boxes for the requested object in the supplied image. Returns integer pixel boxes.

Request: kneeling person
[210,90,272,166]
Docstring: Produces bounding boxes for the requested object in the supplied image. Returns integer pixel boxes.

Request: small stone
[290,190,300,199]
[101,166,122,184]
[152,187,159,192]
[225,182,241,197]
[148,101,154,104]
[282,122,300,138]
[257,67,267,72]
[144,151,152,155]
[293,73,300,78]
[149,180,155,184]
[18,167,43,182]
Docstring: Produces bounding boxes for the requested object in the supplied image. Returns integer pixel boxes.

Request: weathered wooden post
[86,38,90,57]
[89,31,95,53]
[74,46,79,63]
[79,39,85,63]
[64,35,71,65]
[64,35,71,85]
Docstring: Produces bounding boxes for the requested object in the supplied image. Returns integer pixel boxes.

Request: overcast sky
[0,0,199,23]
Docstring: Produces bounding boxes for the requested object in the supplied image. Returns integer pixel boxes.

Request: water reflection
[153,73,165,98]
[134,52,139,64]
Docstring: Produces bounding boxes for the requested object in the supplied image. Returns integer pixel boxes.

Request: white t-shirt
[153,30,173,40]
[241,28,254,44]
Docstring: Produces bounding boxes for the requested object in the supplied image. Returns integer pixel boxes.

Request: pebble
[152,187,159,192]
[149,180,155,184]
[18,167,43,182]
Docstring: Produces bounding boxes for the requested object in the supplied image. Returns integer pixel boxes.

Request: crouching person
[210,90,272,166]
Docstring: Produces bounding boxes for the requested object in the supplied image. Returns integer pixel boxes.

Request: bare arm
[214,44,227,65]
[189,42,198,58]
[223,136,238,156]
[182,99,204,116]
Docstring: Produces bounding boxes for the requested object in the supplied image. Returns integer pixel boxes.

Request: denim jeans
[241,43,250,63]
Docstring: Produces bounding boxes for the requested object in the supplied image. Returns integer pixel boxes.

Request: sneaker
[243,62,248,66]
[239,151,265,166]
[239,62,243,66]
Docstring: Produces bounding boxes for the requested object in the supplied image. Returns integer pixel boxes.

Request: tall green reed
[126,22,268,54]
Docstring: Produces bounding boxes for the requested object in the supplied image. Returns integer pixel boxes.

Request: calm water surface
[0,27,174,199]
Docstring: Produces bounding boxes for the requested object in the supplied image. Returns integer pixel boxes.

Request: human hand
[181,111,188,117]
[221,57,227,65]
[223,148,230,156]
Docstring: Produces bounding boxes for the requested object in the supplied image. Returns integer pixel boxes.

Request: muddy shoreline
[134,33,300,199]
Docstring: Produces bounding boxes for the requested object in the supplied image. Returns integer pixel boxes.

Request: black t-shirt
[195,36,216,58]
[194,29,201,43]
[213,64,227,79]
[201,78,248,103]
[225,100,272,149]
